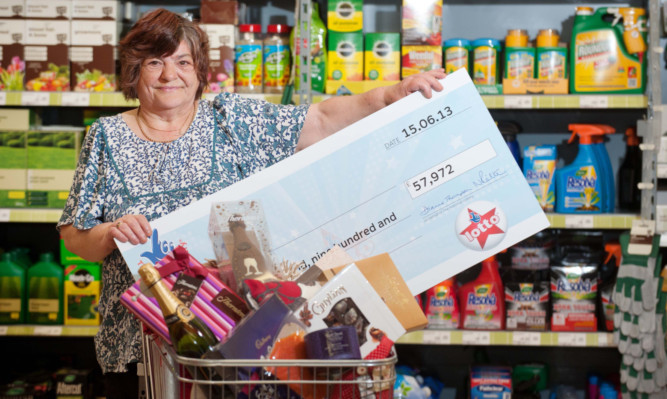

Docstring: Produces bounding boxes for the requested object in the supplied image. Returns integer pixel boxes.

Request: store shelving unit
[398,330,615,348]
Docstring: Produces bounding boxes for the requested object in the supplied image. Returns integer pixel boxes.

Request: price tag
[33,326,63,336]
[61,92,90,106]
[422,330,451,345]
[579,95,609,108]
[21,92,50,106]
[598,333,611,347]
[0,209,9,222]
[557,333,586,347]
[512,332,541,346]
[0,326,7,335]
[0,92,6,105]
[658,164,667,178]
[564,215,594,229]
[504,96,533,109]
[462,331,490,345]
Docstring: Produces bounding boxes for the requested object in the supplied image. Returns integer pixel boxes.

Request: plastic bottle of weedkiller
[555,124,610,213]
[27,252,63,324]
[458,256,505,330]
[590,124,616,212]
[618,127,642,211]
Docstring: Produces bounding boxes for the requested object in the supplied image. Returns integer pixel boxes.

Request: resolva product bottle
[424,277,460,329]
[290,1,327,93]
[27,252,63,324]
[555,124,610,213]
[570,7,646,94]
[590,124,616,212]
[618,127,642,211]
[459,256,505,330]
[0,253,26,324]
[138,262,219,358]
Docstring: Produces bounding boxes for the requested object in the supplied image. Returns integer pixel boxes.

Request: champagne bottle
[138,263,218,358]
[228,214,267,285]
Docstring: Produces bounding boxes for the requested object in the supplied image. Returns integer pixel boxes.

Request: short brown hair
[118,8,209,100]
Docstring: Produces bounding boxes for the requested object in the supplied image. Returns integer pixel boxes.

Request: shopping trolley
[141,332,397,399]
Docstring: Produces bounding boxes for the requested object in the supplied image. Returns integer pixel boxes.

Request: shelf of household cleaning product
[0,325,98,337]
[0,91,648,109]
[398,330,616,348]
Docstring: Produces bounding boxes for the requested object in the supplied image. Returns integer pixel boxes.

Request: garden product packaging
[120,246,243,344]
[550,263,598,331]
[470,366,512,399]
[25,0,71,91]
[401,0,442,45]
[364,32,400,81]
[424,277,460,329]
[26,128,82,208]
[63,263,100,326]
[297,263,405,358]
[401,45,442,78]
[319,252,428,332]
[327,31,363,82]
[70,0,118,92]
[0,131,26,207]
[0,18,25,91]
[201,24,235,94]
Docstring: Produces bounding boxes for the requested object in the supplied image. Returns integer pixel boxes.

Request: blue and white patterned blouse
[57,93,309,373]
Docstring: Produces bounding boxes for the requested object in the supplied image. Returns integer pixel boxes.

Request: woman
[58,8,446,398]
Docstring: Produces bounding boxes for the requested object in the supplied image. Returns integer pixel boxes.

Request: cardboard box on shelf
[70,19,117,92]
[401,45,442,78]
[26,128,82,208]
[0,19,26,91]
[0,131,26,208]
[24,18,70,91]
[401,0,442,46]
[71,0,118,20]
[0,1,25,18]
[200,0,238,24]
[327,0,363,33]
[200,23,235,94]
[63,263,100,326]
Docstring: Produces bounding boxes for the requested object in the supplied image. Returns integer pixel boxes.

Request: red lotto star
[460,207,505,249]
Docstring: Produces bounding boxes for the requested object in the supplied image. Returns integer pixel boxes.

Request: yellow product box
[26,127,83,208]
[401,45,442,78]
[401,0,442,45]
[327,0,363,33]
[0,131,27,208]
[364,32,400,81]
[64,263,100,325]
[327,31,363,82]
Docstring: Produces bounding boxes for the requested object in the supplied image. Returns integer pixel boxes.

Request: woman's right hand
[110,214,152,245]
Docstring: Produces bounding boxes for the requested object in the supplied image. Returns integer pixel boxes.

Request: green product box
[327,0,363,33]
[327,31,364,81]
[364,32,400,81]
[63,263,100,326]
[0,131,27,208]
[26,128,82,209]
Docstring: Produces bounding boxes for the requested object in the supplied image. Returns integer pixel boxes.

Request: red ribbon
[157,246,208,279]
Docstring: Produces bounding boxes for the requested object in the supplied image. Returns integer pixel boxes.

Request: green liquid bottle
[138,263,218,358]
[0,253,26,324]
[27,252,63,324]
[290,1,327,93]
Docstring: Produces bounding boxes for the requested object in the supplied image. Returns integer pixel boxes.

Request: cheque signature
[419,167,508,216]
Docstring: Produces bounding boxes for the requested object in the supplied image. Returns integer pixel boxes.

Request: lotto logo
[455,201,507,250]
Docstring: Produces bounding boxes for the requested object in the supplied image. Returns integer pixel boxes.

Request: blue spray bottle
[555,124,607,213]
[591,124,615,212]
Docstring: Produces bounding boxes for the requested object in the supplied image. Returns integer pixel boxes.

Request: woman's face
[137,40,199,112]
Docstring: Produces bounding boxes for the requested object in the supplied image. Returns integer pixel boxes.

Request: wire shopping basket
[141,332,398,399]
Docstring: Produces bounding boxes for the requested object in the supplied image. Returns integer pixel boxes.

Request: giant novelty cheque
[117,69,549,295]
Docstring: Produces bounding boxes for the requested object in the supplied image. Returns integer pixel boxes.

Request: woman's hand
[109,214,152,245]
[383,68,447,105]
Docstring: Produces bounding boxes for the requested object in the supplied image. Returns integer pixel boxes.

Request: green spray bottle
[290,1,327,94]
[0,253,26,324]
[27,252,63,324]
[555,124,608,213]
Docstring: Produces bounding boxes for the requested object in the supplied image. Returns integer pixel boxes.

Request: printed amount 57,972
[404,140,497,199]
